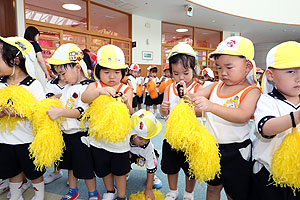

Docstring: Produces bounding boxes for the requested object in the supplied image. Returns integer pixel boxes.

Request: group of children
[0,33,299,200]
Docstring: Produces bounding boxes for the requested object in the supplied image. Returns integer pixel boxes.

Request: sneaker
[88,190,100,200]
[61,188,79,200]
[183,191,194,200]
[7,179,30,199]
[153,175,162,189]
[44,170,63,184]
[102,191,117,200]
[126,173,130,181]
[164,190,178,200]
[0,179,9,194]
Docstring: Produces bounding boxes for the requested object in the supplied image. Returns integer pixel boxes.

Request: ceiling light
[62,3,81,11]
[176,28,188,33]
[212,20,216,23]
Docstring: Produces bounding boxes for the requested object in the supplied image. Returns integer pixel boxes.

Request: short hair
[50,63,77,75]
[169,53,197,77]
[150,67,158,73]
[24,26,40,41]
[94,64,126,80]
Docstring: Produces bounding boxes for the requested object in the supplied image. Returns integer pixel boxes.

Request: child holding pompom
[129,109,163,200]
[144,65,160,114]
[193,36,261,200]
[251,41,300,199]
[127,63,141,112]
[81,44,133,200]
[46,43,98,200]
[0,37,45,200]
[159,43,202,200]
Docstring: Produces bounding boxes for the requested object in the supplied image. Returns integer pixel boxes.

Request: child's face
[132,70,139,78]
[149,70,157,78]
[165,69,171,78]
[137,70,141,77]
[171,62,193,85]
[266,67,300,98]
[0,46,14,76]
[100,68,122,86]
[54,64,81,85]
[215,55,252,86]
[132,135,150,147]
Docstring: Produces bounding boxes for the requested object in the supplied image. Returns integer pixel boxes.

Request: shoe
[32,196,36,200]
[7,179,30,199]
[183,191,194,200]
[0,179,9,194]
[126,173,130,181]
[44,170,63,184]
[61,188,79,200]
[102,191,117,200]
[153,175,162,189]
[164,190,178,200]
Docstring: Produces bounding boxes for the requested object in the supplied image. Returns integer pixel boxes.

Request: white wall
[16,0,25,37]
[132,15,161,65]
[254,42,279,69]
[223,31,240,40]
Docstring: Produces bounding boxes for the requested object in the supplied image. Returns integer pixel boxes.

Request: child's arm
[145,173,155,200]
[160,86,171,116]
[81,82,116,104]
[194,87,261,123]
[47,107,81,120]
[122,88,134,114]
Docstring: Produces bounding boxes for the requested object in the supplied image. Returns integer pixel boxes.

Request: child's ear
[14,57,20,65]
[265,69,274,81]
[245,61,253,73]
[75,64,82,72]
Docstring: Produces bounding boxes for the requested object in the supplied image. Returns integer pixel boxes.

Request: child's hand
[144,188,155,200]
[47,106,63,120]
[98,87,116,96]
[161,101,170,113]
[193,96,213,112]
[2,107,17,117]
[121,95,128,104]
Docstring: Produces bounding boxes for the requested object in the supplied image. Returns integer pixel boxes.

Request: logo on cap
[226,40,236,47]
[69,51,82,62]
[15,41,26,51]
[139,121,144,130]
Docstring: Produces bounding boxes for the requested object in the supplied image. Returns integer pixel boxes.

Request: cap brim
[209,50,244,58]
[144,120,162,139]
[100,62,126,69]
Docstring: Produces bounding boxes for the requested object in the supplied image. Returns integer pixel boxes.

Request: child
[43,74,67,184]
[129,109,163,200]
[144,65,160,114]
[81,44,133,200]
[136,68,144,110]
[127,63,141,112]
[0,37,45,200]
[252,41,300,200]
[158,64,172,105]
[46,43,98,200]
[201,67,215,88]
[193,36,261,200]
[160,43,202,200]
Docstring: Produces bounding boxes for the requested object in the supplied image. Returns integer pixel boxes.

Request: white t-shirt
[45,77,66,98]
[252,88,300,173]
[0,76,45,144]
[127,74,137,93]
[89,81,131,153]
[203,80,214,88]
[59,80,93,134]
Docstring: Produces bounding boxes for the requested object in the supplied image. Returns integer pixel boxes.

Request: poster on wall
[142,51,153,60]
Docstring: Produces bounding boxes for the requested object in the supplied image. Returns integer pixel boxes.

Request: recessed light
[176,28,188,33]
[283,29,287,32]
[212,20,216,23]
[62,3,81,11]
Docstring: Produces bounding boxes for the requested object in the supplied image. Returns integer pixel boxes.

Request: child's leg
[31,176,44,200]
[138,103,142,110]
[115,175,127,198]
[146,105,150,111]
[167,173,178,190]
[102,173,115,192]
[9,172,24,200]
[153,104,157,113]
[68,170,78,189]
[84,177,96,192]
[185,176,196,193]
[206,184,223,200]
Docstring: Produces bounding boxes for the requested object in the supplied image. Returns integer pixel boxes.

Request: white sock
[9,182,22,200]
[32,181,44,200]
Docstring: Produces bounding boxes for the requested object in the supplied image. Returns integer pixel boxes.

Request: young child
[81,44,133,200]
[201,67,215,88]
[158,64,172,105]
[0,37,45,200]
[136,69,144,110]
[160,43,202,200]
[193,36,261,200]
[144,65,160,114]
[46,43,98,200]
[252,41,300,200]
[129,109,163,200]
[127,63,141,112]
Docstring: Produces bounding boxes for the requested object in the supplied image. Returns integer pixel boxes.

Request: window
[162,23,193,46]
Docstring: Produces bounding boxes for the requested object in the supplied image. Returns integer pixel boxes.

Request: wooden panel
[0,0,17,37]
[138,64,162,78]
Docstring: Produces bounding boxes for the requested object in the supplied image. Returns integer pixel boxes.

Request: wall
[16,0,25,37]
[254,42,279,69]
[223,31,240,40]
[0,0,17,37]
[132,15,161,65]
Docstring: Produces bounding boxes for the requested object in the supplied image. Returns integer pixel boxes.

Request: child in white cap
[201,67,215,88]
[46,43,98,200]
[129,109,163,200]
[127,63,141,112]
[252,41,300,199]
[193,36,261,200]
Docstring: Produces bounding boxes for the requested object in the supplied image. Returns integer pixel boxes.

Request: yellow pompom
[29,98,65,171]
[82,95,131,143]
[129,189,165,200]
[0,116,23,132]
[271,128,300,192]
[165,100,221,183]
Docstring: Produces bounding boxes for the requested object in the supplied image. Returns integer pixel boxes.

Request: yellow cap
[96,44,126,69]
[167,43,196,59]
[131,109,162,139]
[262,41,300,93]
[0,36,37,78]
[209,36,257,85]
[47,43,89,78]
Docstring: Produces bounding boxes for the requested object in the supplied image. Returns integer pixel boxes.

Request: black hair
[24,26,40,41]
[149,68,158,73]
[50,63,77,75]
[94,64,126,80]
[169,53,197,77]
[0,40,27,74]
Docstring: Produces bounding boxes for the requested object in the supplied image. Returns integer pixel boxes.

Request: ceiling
[93,0,300,44]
